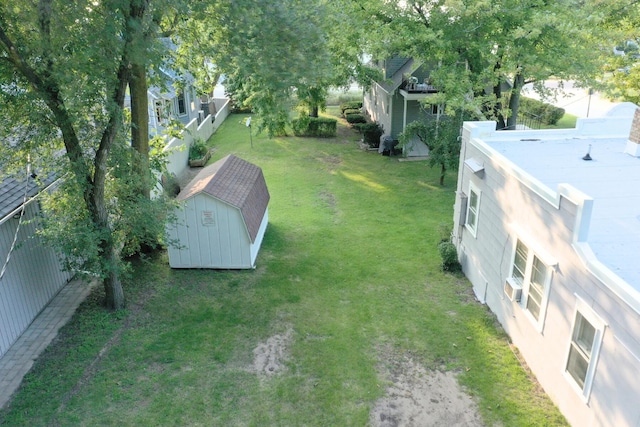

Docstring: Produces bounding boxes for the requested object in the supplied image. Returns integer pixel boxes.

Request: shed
[167,155,270,269]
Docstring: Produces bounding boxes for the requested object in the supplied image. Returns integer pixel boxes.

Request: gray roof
[177,155,270,243]
[379,57,417,93]
[0,169,56,220]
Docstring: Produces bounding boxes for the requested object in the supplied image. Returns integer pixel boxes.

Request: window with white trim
[509,239,551,327]
[176,90,187,116]
[465,183,480,236]
[565,302,605,400]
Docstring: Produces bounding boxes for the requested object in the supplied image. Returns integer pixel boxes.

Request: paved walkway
[0,278,95,410]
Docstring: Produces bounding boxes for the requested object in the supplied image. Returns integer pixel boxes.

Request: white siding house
[0,172,72,358]
[452,103,640,427]
[167,155,270,269]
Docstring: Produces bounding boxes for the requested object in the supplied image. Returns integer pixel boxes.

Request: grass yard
[0,111,567,426]
[541,112,578,129]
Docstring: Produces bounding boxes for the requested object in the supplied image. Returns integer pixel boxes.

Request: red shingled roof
[177,155,270,243]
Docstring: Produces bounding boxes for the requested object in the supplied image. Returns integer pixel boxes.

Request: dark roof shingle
[177,155,270,243]
[0,169,56,220]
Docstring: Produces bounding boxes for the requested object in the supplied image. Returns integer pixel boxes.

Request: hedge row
[353,122,384,148]
[340,101,363,114]
[343,108,361,117]
[292,116,337,137]
[345,113,367,124]
[519,97,565,125]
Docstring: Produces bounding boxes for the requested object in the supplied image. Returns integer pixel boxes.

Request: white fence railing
[162,98,230,180]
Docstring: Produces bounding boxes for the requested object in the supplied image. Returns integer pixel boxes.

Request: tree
[178,0,376,136]
[354,0,603,129]
[399,114,464,185]
[0,0,170,309]
[600,1,640,104]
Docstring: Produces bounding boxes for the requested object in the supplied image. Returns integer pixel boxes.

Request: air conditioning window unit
[504,278,523,302]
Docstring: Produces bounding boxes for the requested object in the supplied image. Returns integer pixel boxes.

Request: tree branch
[413,4,430,29]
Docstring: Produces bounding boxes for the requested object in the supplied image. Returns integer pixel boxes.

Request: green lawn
[0,112,567,426]
[541,113,578,129]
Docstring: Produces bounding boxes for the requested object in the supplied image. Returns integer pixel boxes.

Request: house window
[565,302,605,400]
[465,182,480,236]
[526,256,547,320]
[177,90,187,115]
[155,100,166,125]
[385,95,390,114]
[509,239,551,327]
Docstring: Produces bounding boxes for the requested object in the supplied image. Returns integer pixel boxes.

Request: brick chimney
[625,108,640,157]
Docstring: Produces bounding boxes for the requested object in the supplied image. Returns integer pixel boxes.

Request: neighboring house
[167,155,270,270]
[0,170,72,359]
[452,102,640,426]
[363,57,440,157]
[147,66,202,138]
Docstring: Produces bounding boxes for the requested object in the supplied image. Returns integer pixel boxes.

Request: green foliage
[353,122,384,147]
[296,85,328,117]
[356,0,603,128]
[342,108,361,117]
[292,116,337,137]
[519,97,566,125]
[0,0,180,308]
[326,89,362,106]
[188,139,209,160]
[345,113,367,124]
[438,241,462,273]
[399,116,462,185]
[340,101,363,113]
[0,115,567,426]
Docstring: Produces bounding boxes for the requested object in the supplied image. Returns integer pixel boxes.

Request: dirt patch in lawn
[370,351,484,427]
[251,329,293,377]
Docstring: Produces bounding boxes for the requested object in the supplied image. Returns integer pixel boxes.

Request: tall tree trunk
[507,72,525,131]
[440,163,446,186]
[130,62,151,198]
[310,104,319,118]
[92,59,130,310]
[103,242,125,310]
[492,56,507,130]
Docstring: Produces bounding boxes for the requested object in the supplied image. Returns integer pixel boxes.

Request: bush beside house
[353,122,384,148]
[519,97,565,125]
[340,101,362,115]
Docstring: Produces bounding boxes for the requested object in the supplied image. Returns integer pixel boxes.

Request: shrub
[340,101,363,114]
[189,139,209,160]
[343,108,361,117]
[438,241,461,273]
[438,223,453,243]
[353,122,384,148]
[543,105,565,125]
[292,116,337,137]
[519,97,566,125]
[345,113,367,124]
[161,173,180,197]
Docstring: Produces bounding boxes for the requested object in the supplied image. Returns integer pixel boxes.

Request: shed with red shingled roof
[167,155,270,269]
